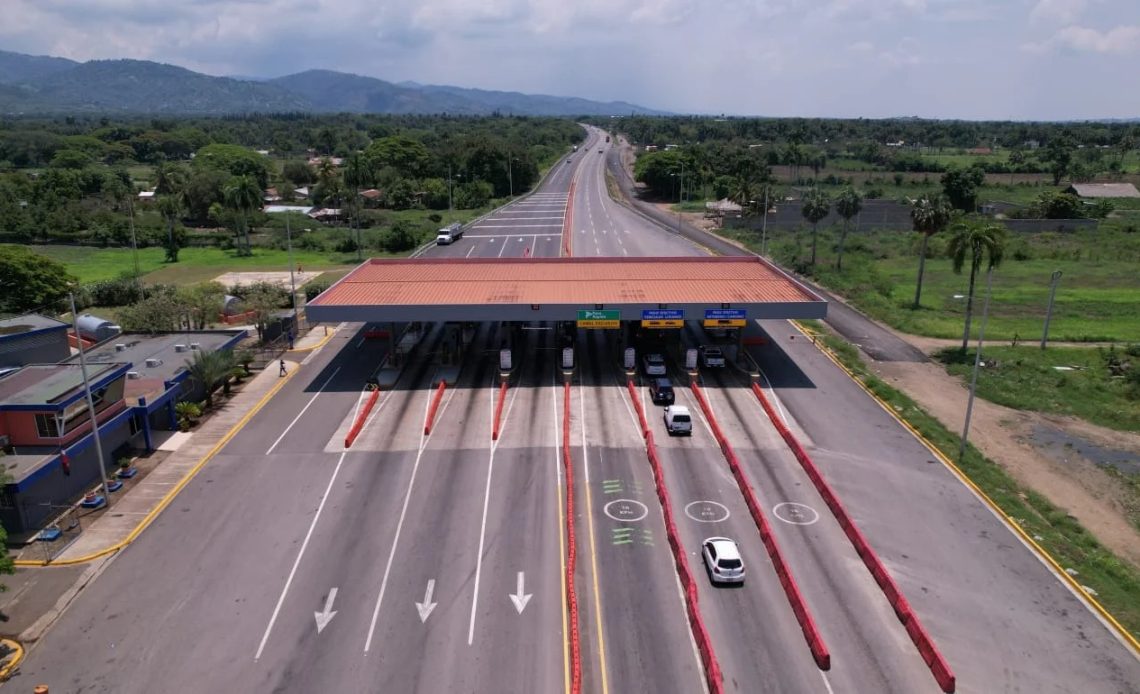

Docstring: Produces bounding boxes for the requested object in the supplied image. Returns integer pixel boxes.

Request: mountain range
[0,49,666,117]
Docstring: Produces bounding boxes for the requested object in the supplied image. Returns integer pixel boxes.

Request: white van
[436,222,463,245]
[664,405,692,436]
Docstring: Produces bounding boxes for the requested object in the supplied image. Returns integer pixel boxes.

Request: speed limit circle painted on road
[773,502,820,526]
[603,499,648,522]
[684,500,730,523]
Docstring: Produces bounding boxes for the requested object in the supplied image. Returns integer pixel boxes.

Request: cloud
[1029,0,1087,25]
[849,40,875,52]
[823,0,927,22]
[1025,24,1140,53]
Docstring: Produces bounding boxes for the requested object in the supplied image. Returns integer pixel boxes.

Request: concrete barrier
[562,382,582,694]
[492,382,508,440]
[750,382,955,691]
[343,388,380,448]
[423,382,447,435]
[691,382,831,670]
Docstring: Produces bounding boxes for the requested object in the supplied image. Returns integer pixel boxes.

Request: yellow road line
[289,327,337,353]
[16,367,298,567]
[0,638,24,681]
[556,386,570,694]
[582,473,610,693]
[788,319,1140,656]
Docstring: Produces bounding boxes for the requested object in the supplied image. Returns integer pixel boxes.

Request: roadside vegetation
[803,321,1140,638]
[934,345,1140,433]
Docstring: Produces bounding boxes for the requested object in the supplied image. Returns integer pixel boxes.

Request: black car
[649,378,675,405]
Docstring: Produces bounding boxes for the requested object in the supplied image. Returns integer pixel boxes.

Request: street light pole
[958,267,995,463]
[1040,270,1063,350]
[68,293,112,507]
[508,157,514,198]
[448,163,453,212]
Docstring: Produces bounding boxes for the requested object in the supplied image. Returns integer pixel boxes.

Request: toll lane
[698,365,938,693]
[650,388,825,694]
[572,330,705,694]
[748,319,1140,692]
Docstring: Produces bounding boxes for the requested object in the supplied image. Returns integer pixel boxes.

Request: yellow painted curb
[0,638,24,680]
[289,327,337,353]
[16,368,298,567]
[787,319,1140,656]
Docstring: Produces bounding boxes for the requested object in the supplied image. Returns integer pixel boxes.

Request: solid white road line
[265,367,342,455]
[364,387,456,653]
[255,449,349,661]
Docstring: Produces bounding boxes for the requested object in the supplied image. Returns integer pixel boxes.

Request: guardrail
[750,382,955,692]
[689,382,831,670]
[562,181,576,257]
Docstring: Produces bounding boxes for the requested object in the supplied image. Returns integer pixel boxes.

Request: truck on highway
[699,345,725,368]
[435,222,463,245]
[605,135,611,143]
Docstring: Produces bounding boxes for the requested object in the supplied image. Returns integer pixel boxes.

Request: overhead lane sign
[703,308,746,328]
[578,309,620,329]
[641,309,684,328]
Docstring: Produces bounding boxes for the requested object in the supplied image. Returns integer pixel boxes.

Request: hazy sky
[2,0,1138,119]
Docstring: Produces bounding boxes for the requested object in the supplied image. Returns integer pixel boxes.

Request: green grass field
[722,225,1140,343]
[27,245,359,286]
[935,345,1140,432]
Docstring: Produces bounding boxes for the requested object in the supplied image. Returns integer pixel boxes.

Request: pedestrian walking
[279,359,287,377]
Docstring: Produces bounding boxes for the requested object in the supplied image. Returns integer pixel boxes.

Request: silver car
[702,537,745,585]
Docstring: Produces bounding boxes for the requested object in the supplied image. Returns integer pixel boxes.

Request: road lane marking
[255,449,348,661]
[467,373,506,645]
[364,387,455,653]
[509,571,533,614]
[314,587,338,634]
[265,367,342,454]
[416,580,438,623]
[578,383,610,694]
[466,245,476,258]
[553,368,571,694]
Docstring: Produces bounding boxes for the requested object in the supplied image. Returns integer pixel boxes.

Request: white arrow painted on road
[416,580,438,623]
[314,587,338,634]
[509,572,532,615]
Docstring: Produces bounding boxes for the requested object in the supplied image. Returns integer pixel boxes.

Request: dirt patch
[212,270,322,288]
[870,355,1140,569]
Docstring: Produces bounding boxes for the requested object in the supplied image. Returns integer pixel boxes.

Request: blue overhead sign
[642,309,684,321]
[704,309,746,320]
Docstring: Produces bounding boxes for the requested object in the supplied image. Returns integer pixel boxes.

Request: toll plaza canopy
[305,256,827,324]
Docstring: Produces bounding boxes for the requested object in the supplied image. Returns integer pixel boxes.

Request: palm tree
[184,349,237,409]
[343,152,370,261]
[800,187,831,270]
[947,217,1006,352]
[910,193,953,309]
[156,194,182,263]
[223,175,262,256]
[728,176,756,212]
[833,187,863,271]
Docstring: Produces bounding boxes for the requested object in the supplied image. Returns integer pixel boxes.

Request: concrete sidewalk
[38,326,335,564]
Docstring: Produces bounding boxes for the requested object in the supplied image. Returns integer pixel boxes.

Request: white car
[642,353,667,376]
[663,405,692,436]
[702,537,745,585]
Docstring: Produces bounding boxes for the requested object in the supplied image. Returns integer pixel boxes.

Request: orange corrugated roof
[312,257,818,307]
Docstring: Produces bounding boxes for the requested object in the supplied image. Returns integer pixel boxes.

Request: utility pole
[286,216,298,328]
[508,157,514,198]
[69,293,112,508]
[448,163,453,212]
[958,267,995,463]
[761,186,770,257]
[1040,270,1063,349]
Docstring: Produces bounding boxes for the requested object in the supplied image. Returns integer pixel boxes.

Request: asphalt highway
[17,123,1140,694]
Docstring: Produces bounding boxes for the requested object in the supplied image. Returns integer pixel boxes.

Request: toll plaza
[305,256,827,385]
